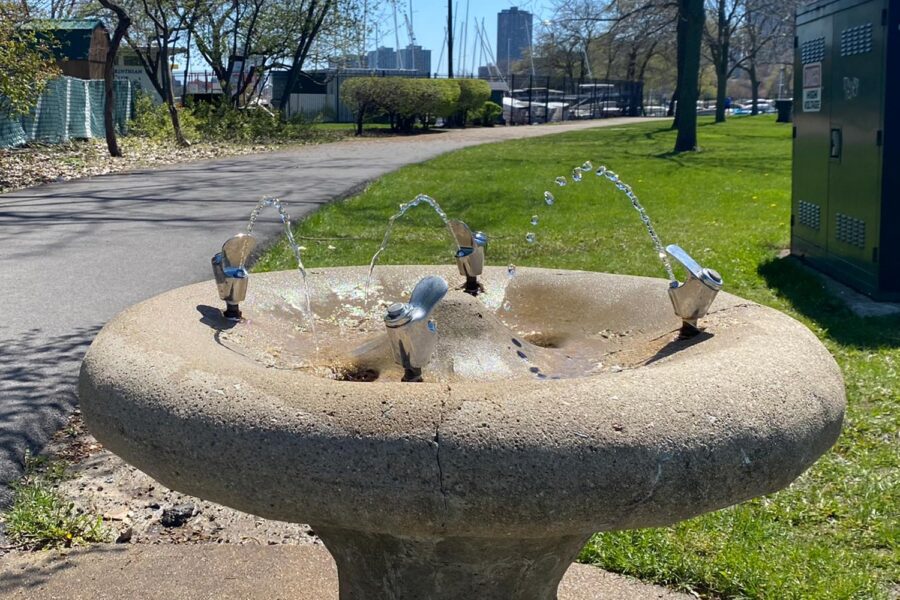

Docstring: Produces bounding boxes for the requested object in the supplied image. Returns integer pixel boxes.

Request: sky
[373,0,547,76]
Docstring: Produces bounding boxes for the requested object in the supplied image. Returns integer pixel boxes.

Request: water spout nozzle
[665,244,723,333]
[211,233,257,320]
[450,220,487,295]
[384,276,449,382]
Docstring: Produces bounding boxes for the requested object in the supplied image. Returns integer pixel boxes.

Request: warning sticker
[803,63,822,88]
[803,87,822,112]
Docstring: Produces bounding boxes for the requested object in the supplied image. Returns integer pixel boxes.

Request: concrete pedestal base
[318,528,591,600]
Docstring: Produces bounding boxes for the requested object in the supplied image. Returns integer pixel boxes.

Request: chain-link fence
[0,76,135,149]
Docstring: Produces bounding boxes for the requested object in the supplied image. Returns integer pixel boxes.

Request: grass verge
[256,116,898,599]
[2,452,109,550]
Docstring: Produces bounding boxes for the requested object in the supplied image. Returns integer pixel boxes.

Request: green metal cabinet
[792,0,899,300]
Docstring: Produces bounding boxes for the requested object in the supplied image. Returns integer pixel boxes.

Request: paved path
[0,118,654,504]
[0,543,693,599]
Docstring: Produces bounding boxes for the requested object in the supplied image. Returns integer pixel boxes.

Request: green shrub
[417,79,460,129]
[128,93,200,142]
[478,101,502,127]
[341,77,470,133]
[340,77,383,135]
[190,101,309,142]
[129,94,315,143]
[454,79,491,126]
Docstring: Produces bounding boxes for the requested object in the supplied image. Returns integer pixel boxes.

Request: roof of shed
[28,19,108,61]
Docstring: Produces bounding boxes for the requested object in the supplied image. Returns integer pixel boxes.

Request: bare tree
[124,0,198,145]
[703,0,744,122]
[277,0,334,113]
[97,0,131,156]
[189,0,273,106]
[733,0,796,114]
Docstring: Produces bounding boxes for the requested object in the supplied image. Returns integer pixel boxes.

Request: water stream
[246,197,318,347]
[547,164,676,283]
[364,194,459,301]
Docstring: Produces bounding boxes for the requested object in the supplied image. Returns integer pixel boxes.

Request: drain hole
[523,332,565,348]
[335,367,380,382]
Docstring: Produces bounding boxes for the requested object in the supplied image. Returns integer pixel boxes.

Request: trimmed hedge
[341,77,491,134]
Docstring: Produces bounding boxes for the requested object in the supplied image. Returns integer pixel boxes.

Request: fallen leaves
[0,137,301,194]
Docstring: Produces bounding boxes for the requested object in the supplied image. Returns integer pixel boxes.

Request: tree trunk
[671,11,686,128]
[278,0,333,114]
[160,47,189,146]
[182,28,191,107]
[674,0,704,152]
[99,1,131,157]
[750,63,760,115]
[714,63,727,123]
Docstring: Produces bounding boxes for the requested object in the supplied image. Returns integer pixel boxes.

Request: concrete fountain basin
[79,265,845,600]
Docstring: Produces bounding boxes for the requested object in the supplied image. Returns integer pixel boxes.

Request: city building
[497,7,532,73]
[399,45,431,77]
[367,46,397,70]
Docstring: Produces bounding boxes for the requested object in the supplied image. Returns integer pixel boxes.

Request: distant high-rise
[365,45,430,75]
[400,45,432,77]
[367,46,397,70]
[497,7,532,72]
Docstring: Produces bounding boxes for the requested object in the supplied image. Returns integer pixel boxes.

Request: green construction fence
[0,76,135,149]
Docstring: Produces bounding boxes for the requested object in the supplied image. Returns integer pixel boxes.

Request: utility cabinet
[792,0,899,300]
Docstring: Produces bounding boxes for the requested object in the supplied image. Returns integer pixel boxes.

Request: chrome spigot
[211,233,257,320]
[449,220,487,296]
[384,276,449,382]
[665,244,723,335]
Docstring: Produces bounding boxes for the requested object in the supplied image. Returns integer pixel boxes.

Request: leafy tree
[0,2,60,116]
[340,76,380,135]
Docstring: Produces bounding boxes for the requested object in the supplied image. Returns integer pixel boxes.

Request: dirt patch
[13,411,318,553]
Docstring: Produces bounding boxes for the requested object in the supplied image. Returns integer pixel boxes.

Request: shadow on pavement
[0,325,101,507]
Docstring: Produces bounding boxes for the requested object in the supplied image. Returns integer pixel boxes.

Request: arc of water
[246,197,318,348]
[547,166,676,284]
[365,194,459,301]
[592,166,676,283]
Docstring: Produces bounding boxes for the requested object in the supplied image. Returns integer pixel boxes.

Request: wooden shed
[37,19,110,80]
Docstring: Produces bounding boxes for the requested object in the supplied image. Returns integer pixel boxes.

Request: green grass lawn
[257,116,899,599]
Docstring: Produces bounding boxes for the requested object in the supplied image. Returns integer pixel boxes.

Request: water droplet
[531,215,539,226]
[595,166,607,176]
[582,160,593,171]
[525,232,536,244]
[507,264,517,278]
[572,168,583,182]
[543,191,555,205]
[503,301,512,311]
[555,176,567,187]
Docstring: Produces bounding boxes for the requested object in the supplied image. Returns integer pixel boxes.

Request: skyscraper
[400,45,432,77]
[497,7,532,73]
